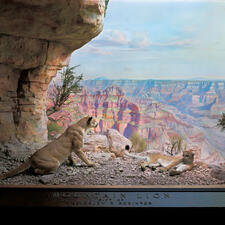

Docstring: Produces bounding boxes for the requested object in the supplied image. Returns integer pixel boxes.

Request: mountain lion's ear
[87,116,93,125]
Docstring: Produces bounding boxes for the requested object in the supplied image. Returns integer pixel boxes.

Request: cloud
[124,66,133,71]
[95,30,151,49]
[93,28,193,51]
[183,25,196,33]
[129,32,151,49]
[79,44,112,56]
[154,39,194,47]
[94,29,129,47]
[129,35,194,49]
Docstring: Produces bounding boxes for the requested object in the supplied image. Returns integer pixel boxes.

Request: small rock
[119,167,123,172]
[74,163,83,167]
[39,174,55,184]
[87,169,92,174]
[67,171,77,176]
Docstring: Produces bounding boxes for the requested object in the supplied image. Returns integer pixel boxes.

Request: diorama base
[0,185,225,207]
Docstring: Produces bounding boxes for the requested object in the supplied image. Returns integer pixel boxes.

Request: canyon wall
[0,0,105,146]
[77,86,141,137]
[80,80,225,164]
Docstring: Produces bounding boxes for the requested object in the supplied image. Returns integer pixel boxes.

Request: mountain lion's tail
[124,150,149,162]
[0,159,31,180]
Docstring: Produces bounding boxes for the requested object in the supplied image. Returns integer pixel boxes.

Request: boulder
[83,133,109,152]
[106,128,132,157]
[83,128,132,158]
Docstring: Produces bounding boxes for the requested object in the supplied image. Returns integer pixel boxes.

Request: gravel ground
[0,151,225,185]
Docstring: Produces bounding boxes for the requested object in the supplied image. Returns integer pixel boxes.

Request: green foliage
[47,65,83,117]
[58,65,83,103]
[105,0,109,17]
[217,113,225,131]
[130,132,147,153]
[47,122,63,140]
[168,135,186,156]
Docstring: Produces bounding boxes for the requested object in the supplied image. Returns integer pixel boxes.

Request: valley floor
[0,151,224,186]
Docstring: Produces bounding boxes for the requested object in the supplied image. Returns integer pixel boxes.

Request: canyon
[49,79,225,165]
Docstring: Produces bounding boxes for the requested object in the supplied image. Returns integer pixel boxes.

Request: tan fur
[140,150,194,176]
[0,116,98,180]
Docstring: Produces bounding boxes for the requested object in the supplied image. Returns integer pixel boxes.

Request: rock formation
[0,0,105,146]
[77,86,141,137]
[83,128,132,157]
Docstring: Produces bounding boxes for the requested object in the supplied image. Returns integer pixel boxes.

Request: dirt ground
[0,151,224,186]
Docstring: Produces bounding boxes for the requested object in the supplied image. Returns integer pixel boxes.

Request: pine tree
[217,113,225,131]
[47,65,83,117]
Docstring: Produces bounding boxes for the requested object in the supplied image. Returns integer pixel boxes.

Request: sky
[70,0,225,80]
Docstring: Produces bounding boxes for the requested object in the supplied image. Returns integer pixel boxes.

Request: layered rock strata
[0,0,105,146]
[77,86,141,137]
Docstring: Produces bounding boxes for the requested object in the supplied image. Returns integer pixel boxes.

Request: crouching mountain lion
[0,116,98,180]
[124,145,194,176]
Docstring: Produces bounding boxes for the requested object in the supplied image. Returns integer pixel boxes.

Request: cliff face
[77,86,141,138]
[83,80,225,112]
[0,0,105,146]
[68,85,194,148]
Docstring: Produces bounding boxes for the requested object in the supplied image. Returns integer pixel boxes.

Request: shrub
[167,135,186,156]
[217,112,225,131]
[47,122,63,140]
[130,132,147,153]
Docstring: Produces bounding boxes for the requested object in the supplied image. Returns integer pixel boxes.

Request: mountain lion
[124,145,194,176]
[0,116,98,180]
